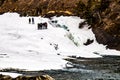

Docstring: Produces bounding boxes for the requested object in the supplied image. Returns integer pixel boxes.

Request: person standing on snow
[29,18,31,24]
[32,17,35,24]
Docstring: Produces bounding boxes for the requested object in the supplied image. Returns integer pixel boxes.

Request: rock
[0,74,55,80]
[0,0,79,16]
[0,74,12,80]
[40,75,55,80]
[15,75,55,80]
[76,0,120,50]
[79,21,88,29]
[83,39,94,46]
[93,1,120,50]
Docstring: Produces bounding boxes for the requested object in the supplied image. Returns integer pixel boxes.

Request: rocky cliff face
[0,0,79,16]
[78,0,120,50]
[72,0,120,50]
[0,0,120,50]
[97,0,120,50]
[0,0,46,16]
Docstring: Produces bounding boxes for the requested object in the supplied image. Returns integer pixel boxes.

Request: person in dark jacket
[29,18,31,24]
[32,18,34,24]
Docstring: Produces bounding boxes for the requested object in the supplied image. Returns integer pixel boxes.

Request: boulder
[0,74,12,80]
[0,74,55,80]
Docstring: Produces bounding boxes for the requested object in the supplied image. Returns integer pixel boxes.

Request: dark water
[1,55,120,80]
[19,69,120,80]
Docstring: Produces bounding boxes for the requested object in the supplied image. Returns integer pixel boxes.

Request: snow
[0,12,120,71]
[0,72,22,78]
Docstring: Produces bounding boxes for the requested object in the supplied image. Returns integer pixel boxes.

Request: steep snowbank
[0,13,119,71]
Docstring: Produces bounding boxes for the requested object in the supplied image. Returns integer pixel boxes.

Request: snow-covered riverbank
[0,13,120,71]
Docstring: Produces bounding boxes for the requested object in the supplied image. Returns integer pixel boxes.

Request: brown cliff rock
[0,74,55,80]
[92,0,120,50]
[76,0,120,50]
[0,0,79,16]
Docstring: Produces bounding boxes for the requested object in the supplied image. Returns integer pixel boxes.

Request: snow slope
[0,13,120,71]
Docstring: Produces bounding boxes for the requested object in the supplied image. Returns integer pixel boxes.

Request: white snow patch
[0,72,22,78]
[0,13,119,71]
